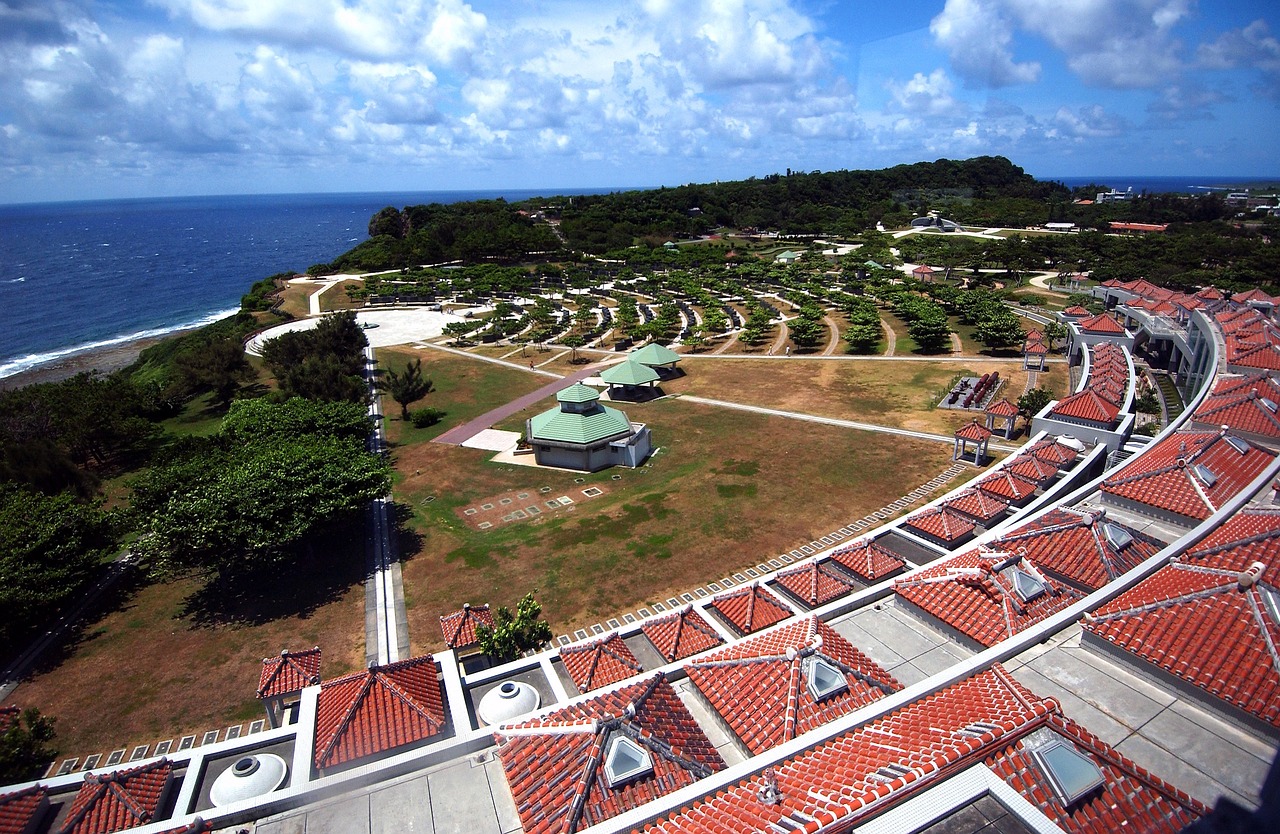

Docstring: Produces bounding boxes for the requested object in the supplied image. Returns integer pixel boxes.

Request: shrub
[410,407,447,428]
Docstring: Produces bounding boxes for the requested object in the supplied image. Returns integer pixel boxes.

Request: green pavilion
[526,383,653,471]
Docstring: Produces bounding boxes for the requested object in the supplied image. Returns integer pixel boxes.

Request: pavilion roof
[559,633,645,694]
[439,603,495,649]
[257,647,321,699]
[630,342,681,367]
[600,360,659,386]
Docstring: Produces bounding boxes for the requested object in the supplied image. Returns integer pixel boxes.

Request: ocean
[1049,175,1279,194]
[0,189,619,379]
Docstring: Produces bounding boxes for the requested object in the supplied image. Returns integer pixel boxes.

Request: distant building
[1096,188,1135,203]
[909,214,961,231]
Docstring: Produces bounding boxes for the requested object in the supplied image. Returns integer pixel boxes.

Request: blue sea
[0,189,620,379]
[1050,175,1279,194]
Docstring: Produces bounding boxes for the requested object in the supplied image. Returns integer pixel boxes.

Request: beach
[0,331,197,391]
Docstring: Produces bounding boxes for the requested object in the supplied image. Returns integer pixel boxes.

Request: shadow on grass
[22,562,150,677]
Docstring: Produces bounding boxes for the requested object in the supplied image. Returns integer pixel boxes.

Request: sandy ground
[245,308,469,355]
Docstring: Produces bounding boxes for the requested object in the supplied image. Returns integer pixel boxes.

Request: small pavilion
[439,603,495,655]
[912,265,937,283]
[985,398,1020,439]
[526,383,652,471]
[954,419,993,465]
[600,358,660,395]
[629,342,682,377]
[257,647,321,729]
[1023,333,1048,371]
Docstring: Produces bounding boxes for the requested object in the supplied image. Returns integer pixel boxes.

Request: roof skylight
[1224,435,1251,454]
[1261,398,1278,414]
[1103,523,1134,551]
[1010,566,1047,602]
[1032,740,1105,804]
[603,735,653,787]
[1192,464,1219,487]
[806,656,849,702]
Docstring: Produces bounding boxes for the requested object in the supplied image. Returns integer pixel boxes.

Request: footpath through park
[433,361,604,446]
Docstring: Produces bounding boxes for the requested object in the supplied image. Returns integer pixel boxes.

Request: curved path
[433,361,604,446]
[822,315,841,356]
[881,318,897,357]
[767,321,790,356]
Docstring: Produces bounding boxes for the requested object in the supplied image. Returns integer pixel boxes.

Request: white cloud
[888,69,965,117]
[1050,104,1128,139]
[930,0,1040,88]
[346,61,440,124]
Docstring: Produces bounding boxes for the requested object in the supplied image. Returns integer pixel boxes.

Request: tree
[175,335,255,407]
[1041,320,1067,352]
[382,358,434,419]
[974,310,1027,350]
[0,485,117,647]
[0,707,57,783]
[562,334,586,363]
[1018,387,1055,426]
[443,321,478,344]
[368,206,406,239]
[788,316,823,348]
[907,314,952,353]
[475,593,553,662]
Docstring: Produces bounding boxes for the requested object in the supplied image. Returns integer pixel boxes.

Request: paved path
[433,362,603,446]
[362,347,408,665]
[822,315,841,356]
[679,395,1021,453]
[949,332,963,353]
[881,318,897,356]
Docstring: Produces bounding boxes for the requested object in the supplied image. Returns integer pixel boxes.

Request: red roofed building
[1193,372,1280,441]
[0,785,48,834]
[645,666,1204,834]
[708,583,792,636]
[684,617,901,755]
[559,632,645,693]
[439,603,495,651]
[976,468,1041,507]
[943,487,1010,525]
[1004,454,1059,487]
[984,398,1019,438]
[993,508,1159,592]
[894,547,1082,648]
[772,559,858,608]
[1100,430,1276,526]
[826,539,905,582]
[1110,221,1169,233]
[1047,389,1122,428]
[494,674,724,834]
[953,419,992,465]
[1084,510,1280,730]
[640,606,723,663]
[57,759,175,834]
[901,505,977,548]
[1077,313,1127,335]
[1023,335,1048,371]
[257,647,320,729]
[1026,437,1081,469]
[313,655,447,772]
[1061,305,1092,318]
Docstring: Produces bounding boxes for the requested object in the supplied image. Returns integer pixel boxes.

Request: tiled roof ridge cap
[1190,522,1280,561]
[63,759,171,834]
[1243,593,1280,681]
[373,666,444,730]
[1085,574,1236,622]
[315,673,378,768]
[257,647,321,697]
[563,730,607,834]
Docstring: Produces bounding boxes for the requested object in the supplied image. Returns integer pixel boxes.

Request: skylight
[1224,435,1251,454]
[1032,740,1105,804]
[603,735,653,787]
[1010,566,1046,602]
[1192,464,1218,487]
[1262,398,1279,414]
[806,656,849,701]
[1103,523,1134,551]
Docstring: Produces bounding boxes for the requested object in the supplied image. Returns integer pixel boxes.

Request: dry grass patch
[393,395,957,646]
[667,357,1070,436]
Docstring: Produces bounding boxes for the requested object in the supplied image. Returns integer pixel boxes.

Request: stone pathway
[433,362,602,446]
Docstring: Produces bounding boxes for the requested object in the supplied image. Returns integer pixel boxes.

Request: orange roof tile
[495,674,724,834]
[646,666,1204,834]
[1195,381,1280,438]
[954,419,993,441]
[0,785,47,834]
[772,559,858,607]
[683,617,901,755]
[1048,389,1121,425]
[902,505,977,544]
[1084,510,1280,728]
[994,508,1159,591]
[1026,438,1080,468]
[1077,313,1127,335]
[1062,305,1091,316]
[1004,455,1059,486]
[985,398,1019,417]
[894,548,1082,647]
[826,539,905,582]
[943,488,1010,524]
[313,655,446,770]
[58,759,174,834]
[1101,431,1276,522]
[439,603,495,649]
[559,633,645,693]
[976,469,1041,504]
[639,606,723,663]
[1234,287,1279,305]
[256,647,321,699]
[708,583,792,636]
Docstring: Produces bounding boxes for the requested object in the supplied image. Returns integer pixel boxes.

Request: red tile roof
[772,559,858,607]
[640,606,724,663]
[0,785,47,834]
[1004,455,1058,486]
[1101,430,1276,522]
[1194,376,1280,438]
[895,548,1082,647]
[1077,313,1127,335]
[708,583,793,636]
[256,647,321,699]
[1234,287,1279,305]
[439,603,495,649]
[58,759,174,834]
[985,398,1019,418]
[994,508,1159,591]
[976,469,1041,504]
[495,674,724,834]
[1227,335,1280,371]
[902,505,976,544]
[954,419,992,441]
[943,488,1010,524]
[559,632,645,693]
[1062,305,1091,317]
[826,539,906,582]
[683,617,901,755]
[1026,438,1080,469]
[646,665,1204,834]
[1023,339,1048,355]
[1084,510,1280,728]
[1047,390,1121,426]
[1197,286,1226,301]
[313,655,446,770]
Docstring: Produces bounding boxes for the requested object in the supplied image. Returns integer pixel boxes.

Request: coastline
[0,328,203,391]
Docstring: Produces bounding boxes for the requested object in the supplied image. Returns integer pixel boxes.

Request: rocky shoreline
[0,328,202,391]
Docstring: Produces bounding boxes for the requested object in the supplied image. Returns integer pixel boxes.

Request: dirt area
[665,357,1071,436]
[455,483,611,530]
[394,395,957,648]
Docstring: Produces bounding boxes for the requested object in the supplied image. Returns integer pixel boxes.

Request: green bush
[410,407,447,428]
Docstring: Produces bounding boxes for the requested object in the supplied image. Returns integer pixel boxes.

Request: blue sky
[1,0,1277,202]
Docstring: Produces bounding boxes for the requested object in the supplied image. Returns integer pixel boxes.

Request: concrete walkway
[363,347,408,666]
[433,362,603,446]
[678,395,1021,453]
